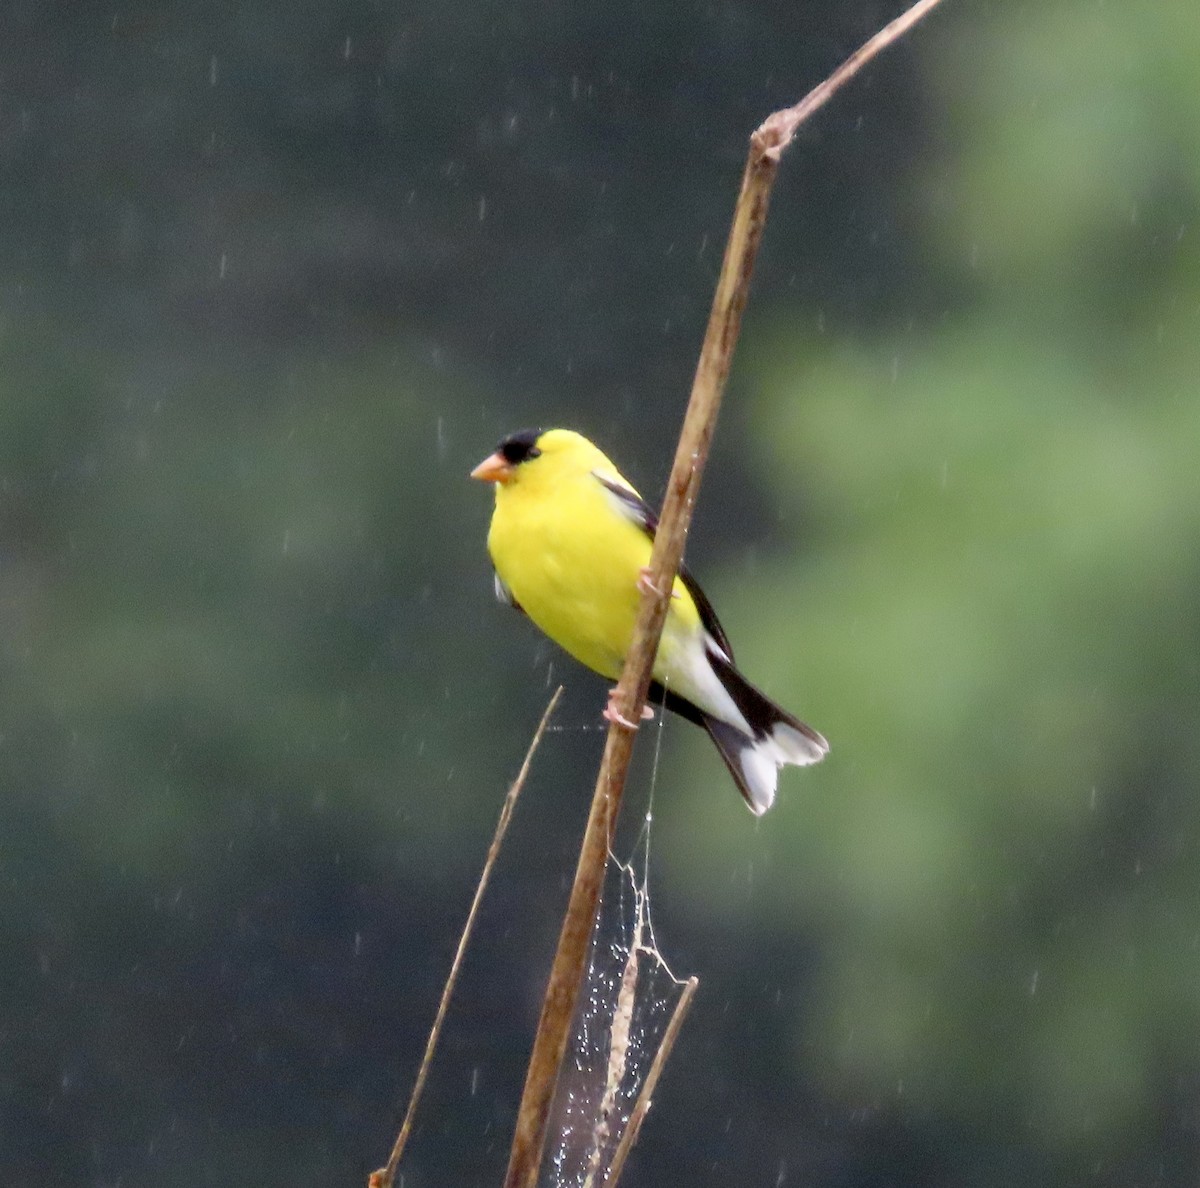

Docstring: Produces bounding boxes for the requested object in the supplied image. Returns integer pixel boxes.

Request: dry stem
[503,3,946,1184]
[601,976,700,1188]
[369,687,563,1188]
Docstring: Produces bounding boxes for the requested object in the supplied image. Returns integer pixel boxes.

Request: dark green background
[3,1,1199,1185]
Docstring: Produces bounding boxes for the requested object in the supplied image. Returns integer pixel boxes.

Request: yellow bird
[471,428,828,814]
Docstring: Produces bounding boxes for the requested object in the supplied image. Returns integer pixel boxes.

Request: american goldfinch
[471,428,828,814]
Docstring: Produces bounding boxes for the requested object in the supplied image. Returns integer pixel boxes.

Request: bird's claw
[637,567,679,599]
[603,689,654,730]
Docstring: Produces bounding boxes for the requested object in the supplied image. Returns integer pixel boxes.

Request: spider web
[543,718,691,1188]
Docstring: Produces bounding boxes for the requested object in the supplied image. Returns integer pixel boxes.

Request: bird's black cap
[498,428,543,465]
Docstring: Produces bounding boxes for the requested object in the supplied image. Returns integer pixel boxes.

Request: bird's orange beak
[470,451,515,484]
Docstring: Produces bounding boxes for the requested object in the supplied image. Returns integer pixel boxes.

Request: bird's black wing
[593,472,734,661]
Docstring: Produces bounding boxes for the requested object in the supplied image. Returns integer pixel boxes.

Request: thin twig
[580,929,639,1188]
[754,0,949,160]
[602,976,700,1188]
[502,3,947,1185]
[369,687,563,1188]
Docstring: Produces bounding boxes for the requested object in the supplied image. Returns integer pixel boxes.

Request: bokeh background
[3,1,1199,1185]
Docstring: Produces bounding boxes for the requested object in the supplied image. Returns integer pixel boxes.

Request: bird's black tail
[651,655,828,816]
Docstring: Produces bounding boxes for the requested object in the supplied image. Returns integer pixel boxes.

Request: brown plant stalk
[503,3,947,1184]
[601,975,700,1188]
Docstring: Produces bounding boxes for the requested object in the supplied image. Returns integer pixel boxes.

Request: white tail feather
[768,721,829,767]
[730,723,830,816]
[737,741,780,816]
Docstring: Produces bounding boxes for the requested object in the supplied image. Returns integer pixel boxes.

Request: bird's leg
[637,567,680,599]
[603,688,655,730]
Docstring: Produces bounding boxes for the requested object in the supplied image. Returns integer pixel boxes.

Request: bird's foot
[603,689,655,730]
[637,567,679,599]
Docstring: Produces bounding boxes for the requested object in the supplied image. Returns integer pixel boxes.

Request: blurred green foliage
[1,1,1198,1186]
[667,2,1200,1182]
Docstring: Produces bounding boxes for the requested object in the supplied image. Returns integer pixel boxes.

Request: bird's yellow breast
[487,447,701,683]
